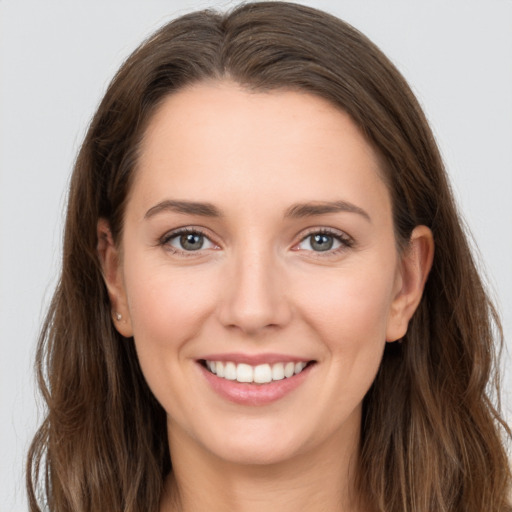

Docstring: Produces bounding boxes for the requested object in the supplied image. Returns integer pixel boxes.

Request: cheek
[124,260,217,346]
[294,260,397,416]
[294,259,397,349]
[122,257,222,418]
[121,254,220,404]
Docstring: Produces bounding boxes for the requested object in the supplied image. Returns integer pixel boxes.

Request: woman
[26,2,511,511]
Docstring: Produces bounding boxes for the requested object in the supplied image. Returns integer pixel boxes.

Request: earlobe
[97,219,133,337]
[386,225,434,342]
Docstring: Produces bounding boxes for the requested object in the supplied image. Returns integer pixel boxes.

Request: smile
[198,355,316,405]
[203,360,309,384]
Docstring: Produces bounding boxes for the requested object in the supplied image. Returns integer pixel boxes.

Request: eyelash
[158,227,354,257]
[159,227,217,257]
[294,228,354,256]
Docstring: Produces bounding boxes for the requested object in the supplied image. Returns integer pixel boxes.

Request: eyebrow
[144,199,222,219]
[284,200,371,222]
[144,198,371,222]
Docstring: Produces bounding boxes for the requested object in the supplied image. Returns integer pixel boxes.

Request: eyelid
[159,226,220,255]
[292,227,354,253]
[157,225,354,257]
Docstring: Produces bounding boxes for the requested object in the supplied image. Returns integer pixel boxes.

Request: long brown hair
[27,2,511,511]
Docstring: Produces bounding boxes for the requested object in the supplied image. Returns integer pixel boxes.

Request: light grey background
[1,1,511,509]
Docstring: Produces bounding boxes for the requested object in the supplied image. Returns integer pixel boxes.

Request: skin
[98,81,433,511]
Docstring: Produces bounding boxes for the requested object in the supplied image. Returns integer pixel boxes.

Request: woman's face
[105,81,422,466]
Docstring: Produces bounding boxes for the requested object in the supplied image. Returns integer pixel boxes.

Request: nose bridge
[218,237,291,334]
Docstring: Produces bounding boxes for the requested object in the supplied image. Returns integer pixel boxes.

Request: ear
[97,218,133,337]
[386,225,434,342]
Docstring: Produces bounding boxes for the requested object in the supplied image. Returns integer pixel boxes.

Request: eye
[296,229,353,253]
[162,228,217,253]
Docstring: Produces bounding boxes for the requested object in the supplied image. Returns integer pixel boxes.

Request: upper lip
[198,353,315,365]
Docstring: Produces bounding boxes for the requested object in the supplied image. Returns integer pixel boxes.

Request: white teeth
[254,364,272,384]
[272,363,285,381]
[224,362,237,380]
[284,362,295,378]
[294,362,306,374]
[236,363,253,383]
[204,360,310,383]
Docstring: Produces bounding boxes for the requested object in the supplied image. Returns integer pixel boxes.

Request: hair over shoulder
[27,2,511,511]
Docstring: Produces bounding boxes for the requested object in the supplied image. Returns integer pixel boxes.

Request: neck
[160,418,365,512]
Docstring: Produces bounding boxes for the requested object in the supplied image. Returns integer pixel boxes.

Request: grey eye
[166,231,216,252]
[298,233,343,252]
[310,234,334,251]
[179,233,204,251]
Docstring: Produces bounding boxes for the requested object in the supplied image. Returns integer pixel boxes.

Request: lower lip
[198,362,313,406]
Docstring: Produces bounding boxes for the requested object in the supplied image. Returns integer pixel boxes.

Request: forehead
[131,80,390,220]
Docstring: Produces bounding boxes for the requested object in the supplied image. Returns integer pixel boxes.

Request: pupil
[180,233,203,251]
[311,234,333,251]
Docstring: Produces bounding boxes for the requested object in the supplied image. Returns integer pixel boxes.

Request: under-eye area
[199,359,317,384]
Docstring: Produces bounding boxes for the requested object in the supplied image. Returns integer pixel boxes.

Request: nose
[217,245,292,335]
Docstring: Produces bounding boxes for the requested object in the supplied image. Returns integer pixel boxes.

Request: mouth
[199,359,315,385]
[196,353,317,405]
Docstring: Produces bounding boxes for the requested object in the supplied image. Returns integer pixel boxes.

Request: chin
[212,441,302,467]
[198,420,314,467]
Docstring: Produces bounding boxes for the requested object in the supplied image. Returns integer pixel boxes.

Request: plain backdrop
[1,1,511,509]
